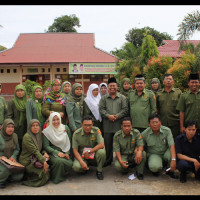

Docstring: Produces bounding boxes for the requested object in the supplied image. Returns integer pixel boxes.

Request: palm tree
[177,10,200,42]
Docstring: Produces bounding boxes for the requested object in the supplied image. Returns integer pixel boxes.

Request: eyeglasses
[53,84,61,87]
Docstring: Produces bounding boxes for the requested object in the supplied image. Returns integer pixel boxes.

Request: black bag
[30,154,43,169]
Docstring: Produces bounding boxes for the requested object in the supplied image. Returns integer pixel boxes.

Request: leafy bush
[24,79,41,97]
[167,53,196,91]
[143,55,173,88]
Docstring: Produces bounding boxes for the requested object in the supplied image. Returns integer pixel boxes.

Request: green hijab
[13,84,27,126]
[68,83,84,115]
[31,85,43,122]
[120,78,133,97]
[27,119,42,152]
[0,119,18,158]
[151,78,161,94]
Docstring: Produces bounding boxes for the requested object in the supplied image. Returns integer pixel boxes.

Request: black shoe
[166,171,179,179]
[136,172,144,180]
[96,171,104,180]
[0,184,5,189]
[180,172,187,183]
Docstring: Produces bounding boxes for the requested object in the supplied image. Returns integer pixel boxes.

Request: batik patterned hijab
[43,79,66,106]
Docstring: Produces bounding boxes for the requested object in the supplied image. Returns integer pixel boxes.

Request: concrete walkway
[1,163,200,195]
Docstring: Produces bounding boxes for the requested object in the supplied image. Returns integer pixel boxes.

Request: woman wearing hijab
[120,78,133,98]
[61,81,71,98]
[151,78,161,94]
[19,119,49,187]
[26,85,45,129]
[42,112,73,184]
[7,84,27,148]
[66,83,84,133]
[42,79,67,125]
[99,82,108,97]
[83,83,102,129]
[0,119,24,188]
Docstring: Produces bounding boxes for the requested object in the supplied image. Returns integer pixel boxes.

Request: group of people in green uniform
[1,72,200,189]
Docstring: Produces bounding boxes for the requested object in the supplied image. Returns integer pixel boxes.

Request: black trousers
[177,159,200,175]
[104,132,115,165]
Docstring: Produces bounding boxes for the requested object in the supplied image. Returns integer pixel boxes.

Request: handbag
[0,157,25,173]
[30,154,43,169]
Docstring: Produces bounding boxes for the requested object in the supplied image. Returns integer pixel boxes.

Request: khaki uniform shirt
[113,128,144,155]
[176,89,200,129]
[128,89,156,128]
[99,92,128,133]
[72,126,104,155]
[156,87,182,126]
[142,125,174,155]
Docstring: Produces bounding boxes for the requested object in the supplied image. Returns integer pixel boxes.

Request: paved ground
[1,162,200,195]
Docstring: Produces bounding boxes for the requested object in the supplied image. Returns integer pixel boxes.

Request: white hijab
[42,112,70,153]
[84,83,102,122]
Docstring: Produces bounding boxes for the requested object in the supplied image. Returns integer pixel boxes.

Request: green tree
[45,14,81,32]
[0,45,7,51]
[140,32,159,71]
[177,10,200,42]
[125,26,173,48]
[114,42,141,82]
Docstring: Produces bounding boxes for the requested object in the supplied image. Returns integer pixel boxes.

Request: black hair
[184,120,197,128]
[121,117,132,125]
[82,115,93,123]
[148,113,161,123]
[163,73,173,80]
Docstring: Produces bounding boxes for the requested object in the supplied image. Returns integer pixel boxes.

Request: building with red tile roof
[158,40,200,58]
[0,33,118,95]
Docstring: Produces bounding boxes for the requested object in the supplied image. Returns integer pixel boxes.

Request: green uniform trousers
[147,148,171,173]
[114,151,146,174]
[73,148,106,173]
[0,163,24,185]
[49,156,73,184]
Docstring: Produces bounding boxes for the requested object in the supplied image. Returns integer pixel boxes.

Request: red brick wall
[1,83,20,95]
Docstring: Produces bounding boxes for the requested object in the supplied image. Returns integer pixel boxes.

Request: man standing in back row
[176,73,200,134]
[128,74,156,133]
[99,77,128,167]
[156,74,182,139]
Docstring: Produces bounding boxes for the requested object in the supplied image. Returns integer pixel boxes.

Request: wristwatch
[87,149,91,153]
[171,158,176,161]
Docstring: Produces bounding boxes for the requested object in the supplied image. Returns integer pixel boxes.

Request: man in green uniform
[156,74,182,139]
[99,77,128,166]
[176,73,200,134]
[142,113,178,179]
[113,117,146,180]
[72,115,106,180]
[128,74,156,133]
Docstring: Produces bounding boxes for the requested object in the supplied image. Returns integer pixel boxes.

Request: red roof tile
[0,33,117,64]
[158,40,200,57]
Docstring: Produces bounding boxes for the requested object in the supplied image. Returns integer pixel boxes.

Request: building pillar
[81,74,84,93]
[19,65,23,84]
[50,64,53,82]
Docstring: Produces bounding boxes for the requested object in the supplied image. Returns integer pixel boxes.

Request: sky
[0,5,200,53]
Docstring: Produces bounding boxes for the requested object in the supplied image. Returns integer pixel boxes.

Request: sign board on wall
[69,63,117,74]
